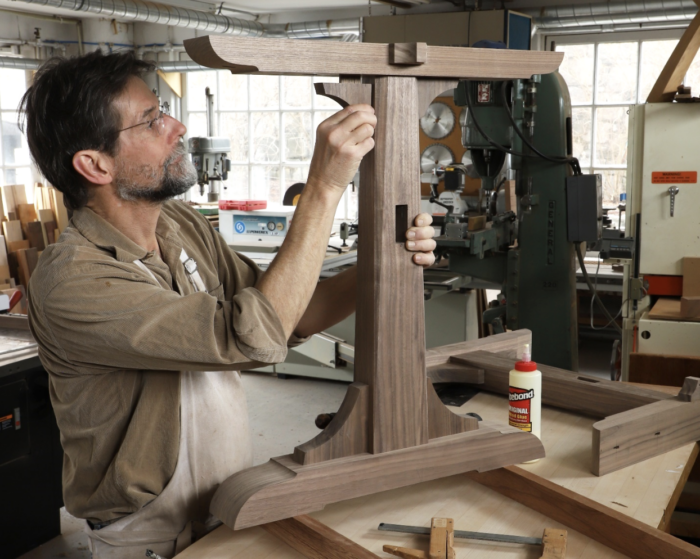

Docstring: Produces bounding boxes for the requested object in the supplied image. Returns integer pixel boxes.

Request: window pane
[250,75,279,110]
[639,40,678,103]
[596,42,638,104]
[251,165,282,203]
[186,71,217,111]
[251,112,280,162]
[283,76,312,108]
[284,165,309,192]
[220,113,249,163]
[2,114,30,165]
[284,112,312,162]
[594,107,629,166]
[219,73,248,110]
[572,107,592,167]
[221,165,249,200]
[556,44,594,105]
[187,113,208,138]
[3,167,32,193]
[0,69,27,111]
[594,169,626,207]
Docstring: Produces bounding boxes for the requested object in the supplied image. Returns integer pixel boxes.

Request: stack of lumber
[0,184,70,313]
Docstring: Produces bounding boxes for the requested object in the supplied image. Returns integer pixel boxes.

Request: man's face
[112,76,196,203]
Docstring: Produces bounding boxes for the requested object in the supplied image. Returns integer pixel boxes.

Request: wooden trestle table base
[176,386,698,559]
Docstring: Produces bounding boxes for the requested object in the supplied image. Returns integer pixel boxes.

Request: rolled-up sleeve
[36,264,289,374]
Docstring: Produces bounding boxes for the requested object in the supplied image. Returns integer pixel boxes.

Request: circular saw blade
[420,102,455,139]
[421,144,455,176]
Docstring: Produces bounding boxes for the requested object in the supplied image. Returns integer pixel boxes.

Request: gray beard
[115,142,197,204]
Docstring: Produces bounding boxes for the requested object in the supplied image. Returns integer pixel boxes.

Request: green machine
[436,73,582,371]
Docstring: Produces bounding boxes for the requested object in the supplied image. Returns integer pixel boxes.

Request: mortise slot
[613,445,620,449]
[395,204,408,243]
[577,376,600,383]
[655,432,661,436]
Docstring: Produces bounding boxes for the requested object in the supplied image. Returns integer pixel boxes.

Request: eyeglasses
[119,102,171,134]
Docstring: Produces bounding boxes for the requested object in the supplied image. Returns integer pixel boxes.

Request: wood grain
[659,444,699,533]
[25,221,45,251]
[50,188,70,233]
[427,380,478,439]
[314,82,371,108]
[262,515,380,559]
[649,297,700,321]
[16,204,37,237]
[540,528,567,559]
[353,76,427,454]
[425,329,531,368]
[593,396,700,476]
[630,352,700,386]
[183,36,563,79]
[647,12,700,103]
[293,383,369,465]
[2,221,23,243]
[7,240,29,253]
[452,350,672,418]
[468,465,700,559]
[389,42,427,65]
[14,248,38,289]
[209,423,544,530]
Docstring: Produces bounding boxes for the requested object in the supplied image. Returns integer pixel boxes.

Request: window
[555,34,700,209]
[0,69,33,200]
[184,72,358,220]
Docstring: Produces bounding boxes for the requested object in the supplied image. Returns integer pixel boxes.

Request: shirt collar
[71,204,182,263]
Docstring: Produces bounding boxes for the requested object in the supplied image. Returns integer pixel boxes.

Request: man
[22,51,436,558]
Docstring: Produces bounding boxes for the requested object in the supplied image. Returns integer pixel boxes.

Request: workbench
[175,385,696,559]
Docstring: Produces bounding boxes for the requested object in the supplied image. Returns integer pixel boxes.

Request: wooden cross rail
[183,36,561,532]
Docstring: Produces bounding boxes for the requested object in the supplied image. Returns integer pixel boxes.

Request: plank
[659,444,699,533]
[649,298,698,322]
[262,515,380,559]
[451,351,672,418]
[25,221,45,251]
[353,76,427,454]
[425,329,531,367]
[389,42,427,65]
[592,395,700,476]
[630,353,700,387]
[16,203,37,237]
[467,465,700,559]
[2,221,23,243]
[38,208,54,248]
[50,188,70,233]
[44,221,57,245]
[209,422,544,530]
[183,36,564,79]
[0,235,10,284]
[426,364,483,384]
[683,256,700,298]
[14,248,38,289]
[7,240,30,253]
[647,11,700,103]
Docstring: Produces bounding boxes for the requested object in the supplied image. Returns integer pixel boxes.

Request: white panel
[639,103,700,276]
[638,313,700,356]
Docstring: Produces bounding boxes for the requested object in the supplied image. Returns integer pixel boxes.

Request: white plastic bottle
[508,344,542,444]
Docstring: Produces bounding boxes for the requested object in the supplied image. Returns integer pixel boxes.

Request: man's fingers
[406,225,436,241]
[413,252,436,267]
[320,104,375,128]
[405,239,436,252]
[414,213,433,227]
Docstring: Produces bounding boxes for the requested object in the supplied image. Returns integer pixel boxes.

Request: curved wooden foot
[427,379,478,439]
[293,382,369,465]
[210,422,544,530]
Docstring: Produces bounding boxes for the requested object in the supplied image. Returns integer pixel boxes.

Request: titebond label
[509,387,534,432]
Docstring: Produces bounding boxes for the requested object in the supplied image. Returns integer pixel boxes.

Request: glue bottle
[508,344,542,443]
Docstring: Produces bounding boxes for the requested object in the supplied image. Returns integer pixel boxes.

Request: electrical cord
[500,82,582,176]
[576,243,622,334]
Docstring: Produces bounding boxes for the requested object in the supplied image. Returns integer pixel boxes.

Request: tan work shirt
[28,200,295,524]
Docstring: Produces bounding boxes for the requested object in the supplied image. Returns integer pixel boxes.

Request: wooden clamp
[389,42,427,65]
[383,517,455,559]
[185,36,558,532]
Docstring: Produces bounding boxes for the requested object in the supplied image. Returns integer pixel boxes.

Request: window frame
[183,72,357,220]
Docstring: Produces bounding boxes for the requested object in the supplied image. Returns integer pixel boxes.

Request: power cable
[576,243,622,334]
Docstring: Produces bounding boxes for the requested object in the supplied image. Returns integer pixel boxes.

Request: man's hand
[406,213,436,267]
[307,104,377,193]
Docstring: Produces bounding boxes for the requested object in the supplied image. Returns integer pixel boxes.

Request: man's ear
[72,150,114,186]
